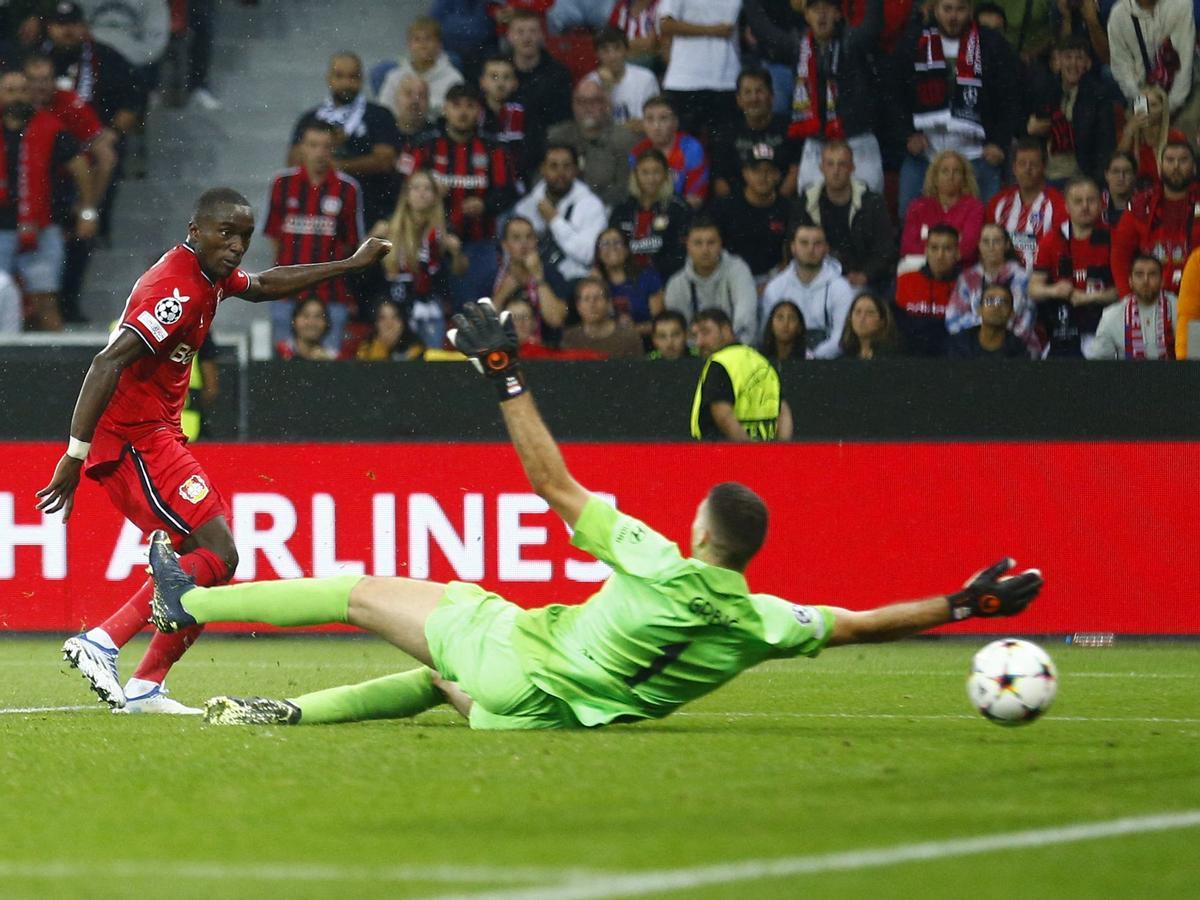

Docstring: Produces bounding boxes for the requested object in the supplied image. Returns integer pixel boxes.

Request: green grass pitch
[0,636,1196,899]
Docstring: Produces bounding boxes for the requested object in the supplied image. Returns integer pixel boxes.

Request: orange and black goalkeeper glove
[448,298,526,401]
[948,557,1043,620]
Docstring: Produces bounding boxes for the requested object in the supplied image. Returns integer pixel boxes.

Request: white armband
[66,437,91,461]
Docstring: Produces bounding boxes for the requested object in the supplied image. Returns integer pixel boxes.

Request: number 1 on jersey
[626,642,690,687]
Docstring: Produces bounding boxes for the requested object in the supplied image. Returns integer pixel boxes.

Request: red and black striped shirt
[411,131,517,243]
[263,166,363,306]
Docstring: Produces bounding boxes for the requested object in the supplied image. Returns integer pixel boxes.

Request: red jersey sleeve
[120,277,204,356]
[263,175,285,241]
[1111,213,1141,297]
[1033,231,1061,276]
[220,268,253,298]
[342,179,363,246]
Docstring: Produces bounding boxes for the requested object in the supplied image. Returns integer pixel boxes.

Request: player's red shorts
[86,428,230,550]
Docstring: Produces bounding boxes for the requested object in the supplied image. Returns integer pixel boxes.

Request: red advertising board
[1,441,1195,634]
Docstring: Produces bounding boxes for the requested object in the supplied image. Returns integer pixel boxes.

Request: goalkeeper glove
[948,557,1043,620]
[448,298,526,401]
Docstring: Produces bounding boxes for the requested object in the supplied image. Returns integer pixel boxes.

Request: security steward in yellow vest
[690,308,793,441]
[182,335,219,441]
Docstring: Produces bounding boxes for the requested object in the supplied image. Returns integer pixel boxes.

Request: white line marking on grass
[675,711,1200,724]
[742,669,1196,679]
[0,861,599,885]
[435,810,1200,900]
[0,705,103,715]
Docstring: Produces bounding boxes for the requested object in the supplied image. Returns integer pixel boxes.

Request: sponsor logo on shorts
[136,310,168,342]
[178,475,210,505]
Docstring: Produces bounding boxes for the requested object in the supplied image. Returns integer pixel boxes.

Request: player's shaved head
[329,52,362,75]
[193,188,251,223]
[704,483,768,571]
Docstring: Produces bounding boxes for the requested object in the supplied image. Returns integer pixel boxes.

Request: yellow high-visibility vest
[690,344,781,441]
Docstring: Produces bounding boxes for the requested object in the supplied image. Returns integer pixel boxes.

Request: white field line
[673,711,1200,724]
[0,705,102,715]
[1,811,1195,892]
[431,809,1200,900]
[0,860,598,885]
[1,706,1195,724]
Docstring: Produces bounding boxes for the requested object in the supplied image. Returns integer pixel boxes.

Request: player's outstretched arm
[35,330,149,520]
[449,299,590,528]
[825,558,1043,647]
[238,238,392,302]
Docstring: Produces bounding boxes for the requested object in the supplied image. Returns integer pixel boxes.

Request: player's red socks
[129,546,229,683]
[132,624,204,684]
[97,546,230,649]
[97,579,154,647]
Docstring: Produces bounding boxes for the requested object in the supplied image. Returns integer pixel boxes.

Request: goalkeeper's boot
[113,682,201,715]
[205,696,301,726]
[61,634,125,709]
[147,530,199,633]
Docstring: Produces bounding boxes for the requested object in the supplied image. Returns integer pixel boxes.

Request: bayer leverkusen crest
[178,475,210,505]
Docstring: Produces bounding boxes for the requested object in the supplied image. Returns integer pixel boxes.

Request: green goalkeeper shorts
[424,581,582,730]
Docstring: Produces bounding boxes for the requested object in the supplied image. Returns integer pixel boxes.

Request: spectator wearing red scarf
[1089,253,1177,358]
[1025,36,1116,185]
[892,0,1021,216]
[789,0,886,195]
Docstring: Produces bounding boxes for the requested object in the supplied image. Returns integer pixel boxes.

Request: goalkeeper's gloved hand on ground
[948,557,1043,620]
[448,298,526,401]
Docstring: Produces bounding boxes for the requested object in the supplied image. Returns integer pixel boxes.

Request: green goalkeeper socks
[182,575,361,627]
[288,667,444,724]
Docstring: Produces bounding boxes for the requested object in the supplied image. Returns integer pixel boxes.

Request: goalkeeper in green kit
[147,299,1045,729]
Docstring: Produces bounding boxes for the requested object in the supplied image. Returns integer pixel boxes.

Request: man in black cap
[40,1,137,324]
[41,1,138,134]
[713,143,791,287]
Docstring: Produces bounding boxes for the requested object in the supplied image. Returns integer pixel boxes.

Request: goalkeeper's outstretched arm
[500,393,590,528]
[449,299,590,528]
[825,558,1044,647]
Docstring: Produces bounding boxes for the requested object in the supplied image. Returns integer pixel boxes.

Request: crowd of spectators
[10,0,1200,369]
[262,0,1200,364]
[0,0,220,334]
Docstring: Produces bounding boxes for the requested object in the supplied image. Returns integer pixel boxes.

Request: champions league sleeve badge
[154,288,190,325]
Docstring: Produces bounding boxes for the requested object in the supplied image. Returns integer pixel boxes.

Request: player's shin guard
[182,575,360,627]
[288,667,444,724]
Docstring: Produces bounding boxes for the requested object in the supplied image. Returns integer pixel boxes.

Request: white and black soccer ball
[967,639,1058,726]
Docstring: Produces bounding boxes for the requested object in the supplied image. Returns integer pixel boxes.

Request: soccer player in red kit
[36,187,390,713]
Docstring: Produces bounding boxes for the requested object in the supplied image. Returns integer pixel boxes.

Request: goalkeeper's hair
[705,482,768,571]
[193,187,252,222]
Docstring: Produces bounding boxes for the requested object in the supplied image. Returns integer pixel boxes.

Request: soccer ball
[967,639,1058,726]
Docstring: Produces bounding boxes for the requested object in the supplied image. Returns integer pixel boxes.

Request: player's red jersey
[46,89,102,145]
[88,244,251,470]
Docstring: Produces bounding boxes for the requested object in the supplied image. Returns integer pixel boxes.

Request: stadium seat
[545,29,597,85]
